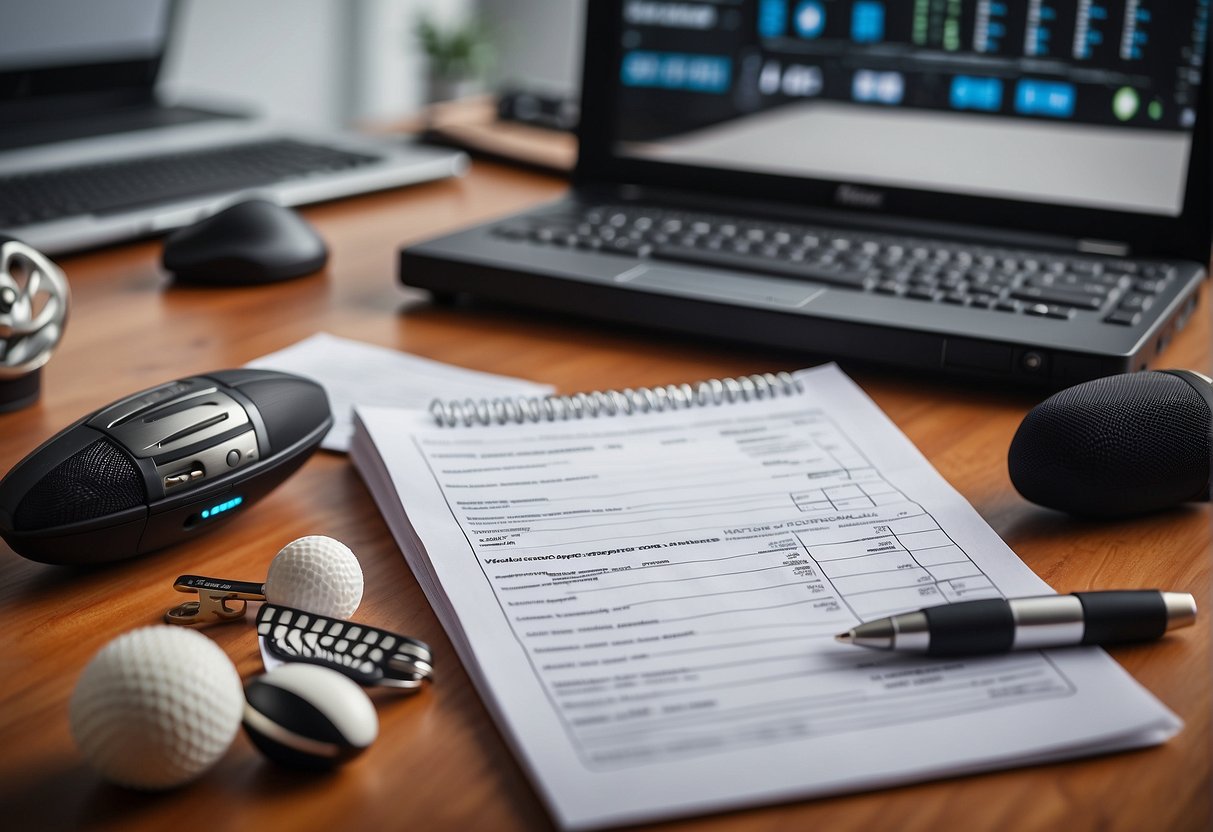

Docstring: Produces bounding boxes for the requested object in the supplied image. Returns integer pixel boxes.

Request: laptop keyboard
[0,139,382,228]
[491,205,1176,327]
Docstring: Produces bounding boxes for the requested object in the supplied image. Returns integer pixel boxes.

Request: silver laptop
[0,0,466,255]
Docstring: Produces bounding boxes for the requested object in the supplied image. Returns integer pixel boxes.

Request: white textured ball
[263,535,363,619]
[69,626,243,790]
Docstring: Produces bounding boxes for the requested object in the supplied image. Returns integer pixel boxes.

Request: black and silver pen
[835,590,1197,656]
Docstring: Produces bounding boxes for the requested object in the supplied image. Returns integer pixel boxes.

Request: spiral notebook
[349,364,1179,831]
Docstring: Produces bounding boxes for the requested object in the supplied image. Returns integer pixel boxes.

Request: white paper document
[350,364,1180,830]
[247,332,554,452]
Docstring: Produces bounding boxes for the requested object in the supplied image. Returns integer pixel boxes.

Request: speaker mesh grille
[1008,371,1211,517]
[14,438,146,530]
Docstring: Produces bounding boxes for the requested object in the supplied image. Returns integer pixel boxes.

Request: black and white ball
[243,664,378,769]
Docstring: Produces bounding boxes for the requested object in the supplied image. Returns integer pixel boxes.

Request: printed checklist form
[351,364,1180,830]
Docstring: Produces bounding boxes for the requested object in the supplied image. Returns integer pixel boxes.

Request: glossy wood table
[0,161,1208,832]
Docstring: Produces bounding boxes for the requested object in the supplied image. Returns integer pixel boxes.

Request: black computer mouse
[162,199,328,285]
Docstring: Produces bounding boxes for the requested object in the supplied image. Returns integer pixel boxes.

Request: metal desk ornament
[0,237,69,411]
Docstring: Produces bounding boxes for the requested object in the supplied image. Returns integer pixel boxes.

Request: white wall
[478,0,584,94]
[157,0,572,128]
[349,0,474,124]
[159,0,349,126]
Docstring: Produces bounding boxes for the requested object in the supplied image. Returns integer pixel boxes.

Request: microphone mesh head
[1008,371,1211,517]
[14,438,145,530]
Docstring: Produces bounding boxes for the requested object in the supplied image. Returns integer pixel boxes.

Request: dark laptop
[400,1,1210,386]
[0,0,463,255]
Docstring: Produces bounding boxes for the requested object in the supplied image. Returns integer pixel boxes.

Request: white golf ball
[263,535,363,619]
[69,626,243,790]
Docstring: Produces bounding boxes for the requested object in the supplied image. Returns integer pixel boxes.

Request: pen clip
[164,574,267,627]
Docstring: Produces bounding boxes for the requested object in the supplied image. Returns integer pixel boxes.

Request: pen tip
[834,631,853,645]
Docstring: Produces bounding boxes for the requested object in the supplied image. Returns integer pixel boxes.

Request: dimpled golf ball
[263,535,363,619]
[69,625,243,790]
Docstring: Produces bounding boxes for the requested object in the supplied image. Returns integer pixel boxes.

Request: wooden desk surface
[0,162,1208,832]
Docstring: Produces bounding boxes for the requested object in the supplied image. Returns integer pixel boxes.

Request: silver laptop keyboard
[492,205,1176,327]
[0,139,381,229]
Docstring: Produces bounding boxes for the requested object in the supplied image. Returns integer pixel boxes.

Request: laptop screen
[611,1,1209,218]
[0,0,173,106]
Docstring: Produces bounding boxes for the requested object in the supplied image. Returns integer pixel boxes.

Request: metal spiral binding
[429,372,803,427]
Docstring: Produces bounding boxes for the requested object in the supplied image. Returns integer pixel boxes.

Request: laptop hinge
[1076,239,1131,257]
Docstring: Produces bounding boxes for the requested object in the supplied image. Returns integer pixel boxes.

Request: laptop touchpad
[617,265,823,308]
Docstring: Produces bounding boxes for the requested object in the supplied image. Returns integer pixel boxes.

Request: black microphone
[1008,370,1213,517]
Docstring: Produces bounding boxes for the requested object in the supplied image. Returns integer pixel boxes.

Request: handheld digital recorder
[0,369,332,564]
